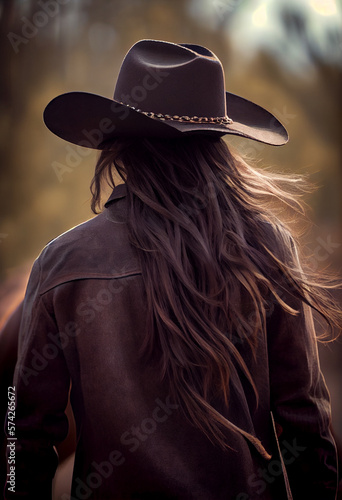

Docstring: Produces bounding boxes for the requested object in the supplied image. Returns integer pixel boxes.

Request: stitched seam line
[39,271,142,296]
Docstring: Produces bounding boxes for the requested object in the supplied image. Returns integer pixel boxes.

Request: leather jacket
[5,183,338,499]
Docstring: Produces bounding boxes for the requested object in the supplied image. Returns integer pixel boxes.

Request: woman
[5,40,341,499]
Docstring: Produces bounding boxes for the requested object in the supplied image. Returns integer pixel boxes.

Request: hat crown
[113,40,227,118]
[43,39,289,148]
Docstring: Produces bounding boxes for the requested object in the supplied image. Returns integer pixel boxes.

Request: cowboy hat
[43,39,288,148]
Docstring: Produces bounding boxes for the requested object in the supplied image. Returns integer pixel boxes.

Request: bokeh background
[1,0,342,495]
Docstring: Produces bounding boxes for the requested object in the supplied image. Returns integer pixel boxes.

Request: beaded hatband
[119,101,233,125]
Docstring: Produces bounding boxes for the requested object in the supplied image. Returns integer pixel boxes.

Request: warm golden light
[309,0,337,16]
[252,4,268,27]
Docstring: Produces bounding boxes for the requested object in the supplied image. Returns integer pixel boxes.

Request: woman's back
[9,184,283,499]
[5,40,341,500]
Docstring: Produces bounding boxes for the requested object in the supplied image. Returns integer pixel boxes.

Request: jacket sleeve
[4,257,70,499]
[267,281,338,499]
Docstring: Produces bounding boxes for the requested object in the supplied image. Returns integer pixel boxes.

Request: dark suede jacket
[5,183,338,499]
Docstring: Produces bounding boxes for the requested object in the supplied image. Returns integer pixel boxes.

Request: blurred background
[1,0,342,496]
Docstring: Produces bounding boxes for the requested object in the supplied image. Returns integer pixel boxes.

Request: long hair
[90,136,342,454]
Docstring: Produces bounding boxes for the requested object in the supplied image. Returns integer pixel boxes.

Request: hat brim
[43,91,288,149]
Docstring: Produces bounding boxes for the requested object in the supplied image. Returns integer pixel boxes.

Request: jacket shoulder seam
[39,270,142,296]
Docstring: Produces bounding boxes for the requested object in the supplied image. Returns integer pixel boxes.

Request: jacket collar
[104,183,127,207]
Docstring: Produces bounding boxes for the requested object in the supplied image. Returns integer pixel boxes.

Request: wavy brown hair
[90,136,342,456]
